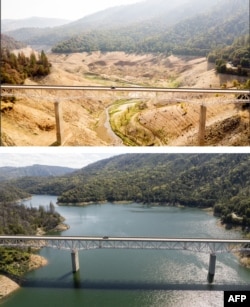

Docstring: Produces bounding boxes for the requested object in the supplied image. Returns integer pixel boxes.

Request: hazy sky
[1,0,144,20]
[0,148,118,169]
[0,148,247,169]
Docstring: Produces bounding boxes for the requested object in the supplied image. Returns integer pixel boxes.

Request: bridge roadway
[1,84,250,95]
[1,236,249,283]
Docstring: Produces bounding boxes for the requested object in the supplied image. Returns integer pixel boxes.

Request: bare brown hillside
[1,50,249,146]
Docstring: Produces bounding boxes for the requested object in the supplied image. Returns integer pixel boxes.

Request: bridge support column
[71,249,80,273]
[198,105,207,146]
[207,253,216,283]
[54,101,64,145]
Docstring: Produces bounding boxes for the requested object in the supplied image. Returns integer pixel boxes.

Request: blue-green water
[1,195,250,307]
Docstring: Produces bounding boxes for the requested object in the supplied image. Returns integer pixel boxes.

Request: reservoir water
[2,195,250,307]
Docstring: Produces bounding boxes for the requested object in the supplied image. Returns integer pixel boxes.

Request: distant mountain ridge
[0,164,78,181]
[3,0,245,56]
[2,0,208,36]
[1,17,71,32]
[1,34,26,50]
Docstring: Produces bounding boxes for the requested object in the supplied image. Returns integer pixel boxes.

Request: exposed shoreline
[0,254,48,301]
[0,222,68,301]
[0,276,20,301]
[0,196,70,301]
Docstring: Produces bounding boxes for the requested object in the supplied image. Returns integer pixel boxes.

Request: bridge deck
[1,85,250,94]
[1,236,249,254]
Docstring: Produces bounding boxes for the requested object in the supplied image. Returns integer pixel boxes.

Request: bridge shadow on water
[20,273,250,292]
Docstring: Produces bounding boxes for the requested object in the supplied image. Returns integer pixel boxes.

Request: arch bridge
[1,236,249,283]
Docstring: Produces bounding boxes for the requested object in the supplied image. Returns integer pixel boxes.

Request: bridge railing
[0,235,249,254]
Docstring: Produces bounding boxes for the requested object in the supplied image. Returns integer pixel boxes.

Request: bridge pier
[71,249,80,272]
[54,101,64,145]
[73,271,81,288]
[207,253,216,283]
[198,104,207,146]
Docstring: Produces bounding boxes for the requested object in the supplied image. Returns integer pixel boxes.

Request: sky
[0,147,161,168]
[0,148,119,169]
[0,147,248,169]
[1,0,144,21]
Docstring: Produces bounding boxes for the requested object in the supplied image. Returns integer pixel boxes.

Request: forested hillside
[208,34,250,75]
[5,154,250,228]
[0,183,30,203]
[0,199,64,276]
[51,0,249,58]
[0,34,26,50]
[0,201,62,235]
[3,0,218,46]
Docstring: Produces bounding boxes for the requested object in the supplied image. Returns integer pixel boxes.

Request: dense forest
[0,195,64,277]
[208,34,250,75]
[0,166,67,277]
[0,182,30,203]
[0,200,63,276]
[5,154,250,229]
[0,48,51,85]
[0,201,62,235]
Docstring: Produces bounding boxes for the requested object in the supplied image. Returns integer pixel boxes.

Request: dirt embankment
[0,254,48,300]
[0,275,19,300]
[1,50,249,146]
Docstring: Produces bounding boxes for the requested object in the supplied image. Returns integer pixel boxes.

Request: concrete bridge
[1,236,249,283]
